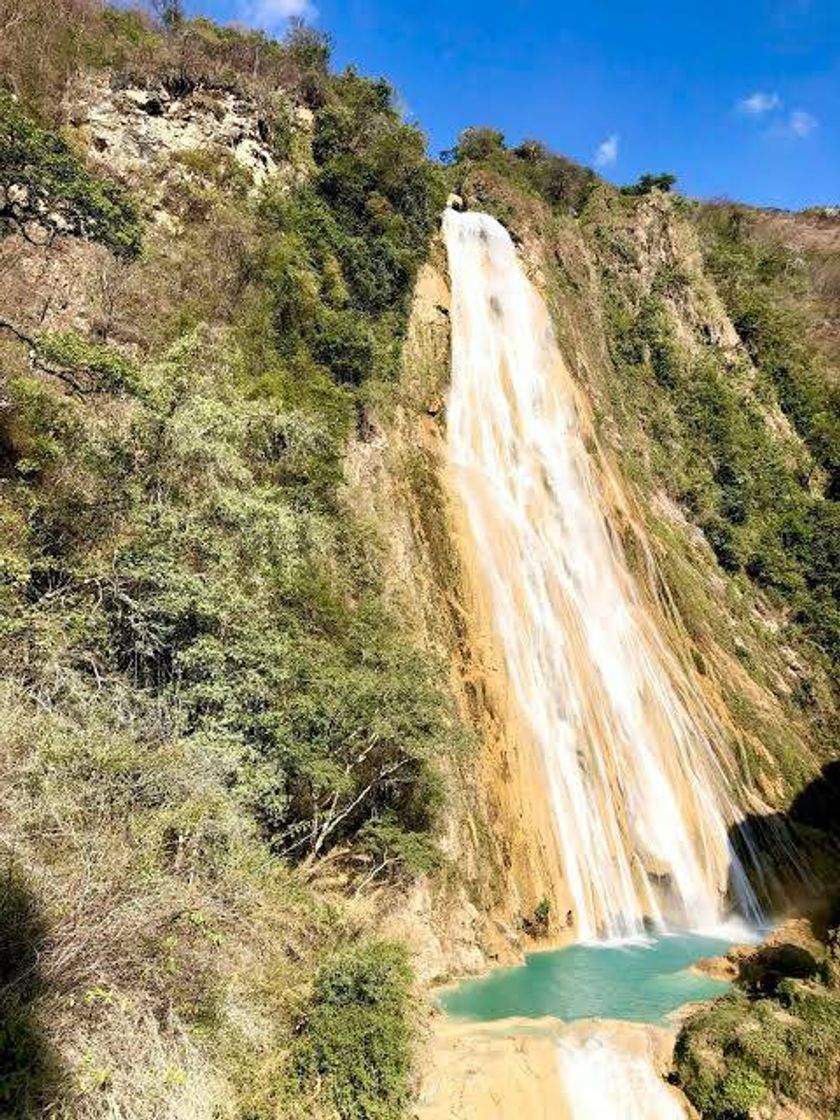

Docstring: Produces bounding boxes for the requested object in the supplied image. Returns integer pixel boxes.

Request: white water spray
[443,209,760,940]
[556,1033,687,1120]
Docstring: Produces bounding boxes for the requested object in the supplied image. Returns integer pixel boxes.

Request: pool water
[439,934,735,1025]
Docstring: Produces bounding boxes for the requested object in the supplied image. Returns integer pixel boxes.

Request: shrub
[447,126,506,163]
[720,1065,768,1116]
[311,308,375,384]
[35,330,138,394]
[256,67,444,386]
[675,975,840,1119]
[296,941,413,1120]
[621,172,677,196]
[445,126,598,214]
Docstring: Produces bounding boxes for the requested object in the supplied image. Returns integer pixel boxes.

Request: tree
[284,17,331,72]
[513,138,548,162]
[621,172,677,196]
[445,126,506,164]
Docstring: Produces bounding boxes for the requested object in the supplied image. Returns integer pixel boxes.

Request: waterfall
[555,1032,687,1120]
[443,209,760,940]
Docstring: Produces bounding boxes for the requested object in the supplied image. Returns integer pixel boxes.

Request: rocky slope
[1,6,838,1119]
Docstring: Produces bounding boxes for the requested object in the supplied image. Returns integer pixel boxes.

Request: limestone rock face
[65,76,300,220]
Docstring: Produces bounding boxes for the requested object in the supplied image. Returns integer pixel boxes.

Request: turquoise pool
[439,933,735,1025]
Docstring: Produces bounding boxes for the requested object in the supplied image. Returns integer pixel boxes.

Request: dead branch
[0,316,96,395]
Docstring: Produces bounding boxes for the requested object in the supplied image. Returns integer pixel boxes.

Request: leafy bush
[296,941,413,1120]
[310,311,373,386]
[254,66,444,388]
[35,330,138,393]
[675,979,840,1119]
[0,93,141,257]
[445,126,598,214]
[446,126,506,163]
[621,172,677,196]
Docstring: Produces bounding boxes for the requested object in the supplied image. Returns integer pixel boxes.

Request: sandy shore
[415,1013,686,1120]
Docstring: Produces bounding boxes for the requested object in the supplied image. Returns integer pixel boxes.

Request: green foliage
[692,205,840,676]
[697,204,840,499]
[0,7,453,1112]
[600,266,839,683]
[296,941,413,1120]
[521,896,551,937]
[675,978,840,1119]
[36,330,138,393]
[445,127,598,214]
[311,309,375,385]
[534,897,551,926]
[254,66,445,389]
[621,172,677,196]
[1,54,459,875]
[445,126,506,163]
[0,93,141,258]
[0,313,456,1109]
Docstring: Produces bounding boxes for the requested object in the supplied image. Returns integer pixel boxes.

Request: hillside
[0,5,838,1119]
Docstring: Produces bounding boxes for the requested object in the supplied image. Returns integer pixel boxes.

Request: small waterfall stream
[442,208,759,942]
[556,1031,687,1120]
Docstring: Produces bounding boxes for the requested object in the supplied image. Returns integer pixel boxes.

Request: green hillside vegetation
[0,5,456,1117]
[694,203,840,670]
[1,5,839,1118]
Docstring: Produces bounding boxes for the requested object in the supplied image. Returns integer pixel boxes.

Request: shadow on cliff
[728,760,840,922]
[0,861,62,1116]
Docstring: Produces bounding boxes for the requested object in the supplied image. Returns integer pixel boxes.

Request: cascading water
[556,1032,687,1120]
[443,208,760,941]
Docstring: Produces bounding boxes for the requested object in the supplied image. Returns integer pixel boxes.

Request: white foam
[555,1034,687,1120]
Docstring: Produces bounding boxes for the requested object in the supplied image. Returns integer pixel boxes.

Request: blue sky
[193,0,838,209]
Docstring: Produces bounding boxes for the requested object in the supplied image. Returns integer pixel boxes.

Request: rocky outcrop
[65,75,305,223]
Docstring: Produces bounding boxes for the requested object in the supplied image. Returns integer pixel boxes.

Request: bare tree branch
[0,316,100,395]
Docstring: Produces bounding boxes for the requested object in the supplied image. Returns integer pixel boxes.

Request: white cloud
[737,91,781,115]
[594,133,619,168]
[788,109,817,137]
[243,0,316,30]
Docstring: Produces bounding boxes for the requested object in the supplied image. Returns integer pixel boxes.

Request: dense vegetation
[600,221,840,682]
[295,942,413,1120]
[1,4,838,1118]
[693,206,840,662]
[675,931,840,1119]
[444,126,599,215]
[0,4,455,1117]
[0,92,141,257]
